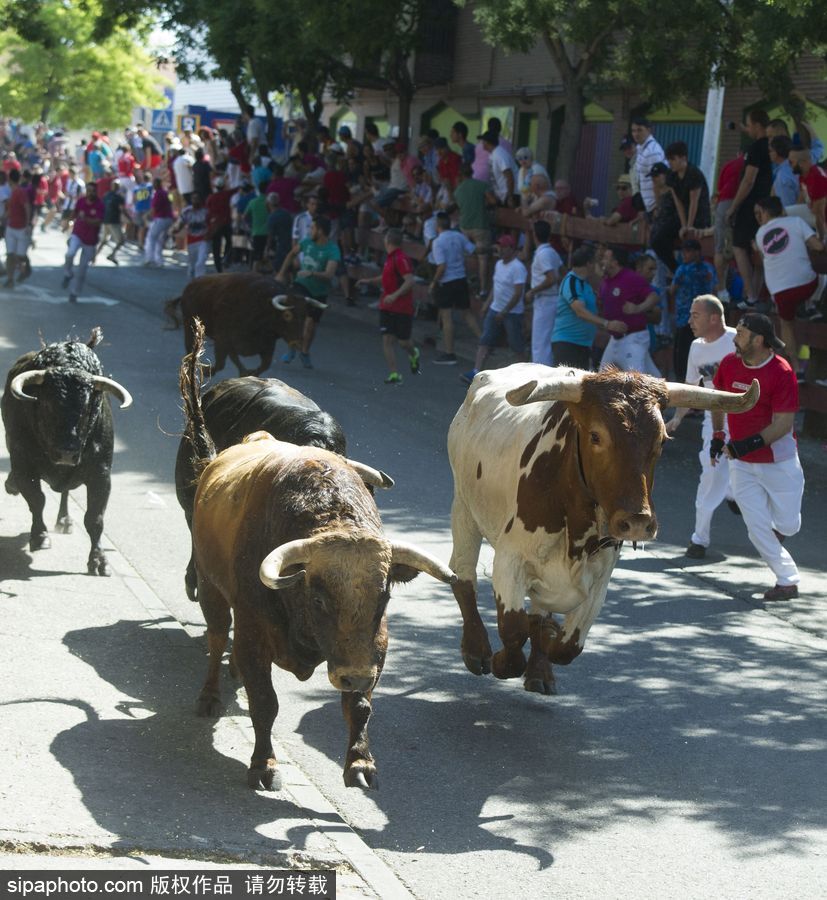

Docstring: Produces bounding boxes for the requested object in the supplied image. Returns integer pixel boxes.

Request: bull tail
[179,317,215,477]
[163,296,182,330]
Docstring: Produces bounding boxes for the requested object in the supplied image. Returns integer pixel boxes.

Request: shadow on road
[47,618,346,863]
[290,563,826,867]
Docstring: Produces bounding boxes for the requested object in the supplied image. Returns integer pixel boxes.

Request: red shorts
[774,278,819,321]
[149,154,162,170]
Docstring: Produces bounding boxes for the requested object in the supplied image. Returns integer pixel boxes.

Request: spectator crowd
[1,104,825,381]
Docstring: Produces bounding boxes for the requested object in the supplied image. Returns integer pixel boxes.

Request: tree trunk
[397,93,411,143]
[554,80,585,183]
[229,75,248,115]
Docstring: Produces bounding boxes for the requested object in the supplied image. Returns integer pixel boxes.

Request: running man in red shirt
[712,313,804,601]
[357,229,420,384]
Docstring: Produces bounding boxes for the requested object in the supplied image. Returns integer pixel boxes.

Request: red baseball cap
[497,234,517,248]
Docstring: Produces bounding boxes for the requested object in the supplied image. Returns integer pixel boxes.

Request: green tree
[0,0,164,127]
[461,0,730,179]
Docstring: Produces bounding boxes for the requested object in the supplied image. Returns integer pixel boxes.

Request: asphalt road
[0,230,825,898]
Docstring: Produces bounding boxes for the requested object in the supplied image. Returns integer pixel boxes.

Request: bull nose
[610,511,657,542]
[329,671,376,693]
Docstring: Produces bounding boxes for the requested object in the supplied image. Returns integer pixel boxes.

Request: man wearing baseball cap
[711,313,804,601]
[461,233,527,384]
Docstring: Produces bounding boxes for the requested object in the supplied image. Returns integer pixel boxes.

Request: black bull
[164,272,319,376]
[1,329,132,576]
[175,375,347,600]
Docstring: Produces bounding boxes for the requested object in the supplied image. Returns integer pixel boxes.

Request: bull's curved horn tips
[378,470,395,489]
[505,380,538,406]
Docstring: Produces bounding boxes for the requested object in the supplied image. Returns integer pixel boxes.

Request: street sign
[177,113,201,134]
[150,108,174,132]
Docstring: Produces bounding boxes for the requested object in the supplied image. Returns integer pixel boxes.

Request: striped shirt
[635,135,666,212]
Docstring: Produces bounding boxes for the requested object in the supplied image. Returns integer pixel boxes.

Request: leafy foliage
[0,0,165,127]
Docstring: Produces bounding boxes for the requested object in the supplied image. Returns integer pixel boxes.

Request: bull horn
[304,296,328,310]
[665,378,759,413]
[259,537,314,590]
[9,370,47,402]
[390,542,457,585]
[271,294,292,311]
[91,376,133,409]
[506,369,586,406]
[345,459,394,489]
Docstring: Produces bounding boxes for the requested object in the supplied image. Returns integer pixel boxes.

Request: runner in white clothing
[666,295,739,557]
[525,219,562,366]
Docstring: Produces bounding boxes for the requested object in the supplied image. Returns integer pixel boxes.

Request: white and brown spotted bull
[181,323,456,790]
[164,272,321,376]
[447,364,758,695]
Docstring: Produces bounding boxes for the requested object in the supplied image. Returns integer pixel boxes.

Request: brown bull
[181,323,456,790]
[165,272,320,375]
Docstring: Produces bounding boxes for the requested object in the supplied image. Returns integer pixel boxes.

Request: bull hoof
[462,653,492,676]
[344,764,378,790]
[524,677,557,696]
[492,648,527,680]
[195,691,222,717]
[88,552,111,576]
[55,516,73,534]
[30,533,51,551]
[247,762,282,791]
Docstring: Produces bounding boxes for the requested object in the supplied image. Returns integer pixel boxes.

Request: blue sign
[151,108,174,132]
[162,86,175,109]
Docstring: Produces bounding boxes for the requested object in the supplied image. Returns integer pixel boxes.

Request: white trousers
[729,456,804,586]
[691,418,734,547]
[600,330,655,373]
[144,217,172,265]
[531,293,557,366]
[186,241,209,280]
[64,234,96,297]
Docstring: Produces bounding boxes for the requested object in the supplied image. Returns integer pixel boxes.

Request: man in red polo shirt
[712,314,803,601]
[62,181,104,302]
[3,168,31,288]
[357,228,420,384]
[792,148,827,239]
[435,137,461,195]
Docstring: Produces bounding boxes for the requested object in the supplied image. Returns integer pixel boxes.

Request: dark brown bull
[164,272,319,376]
[180,322,456,790]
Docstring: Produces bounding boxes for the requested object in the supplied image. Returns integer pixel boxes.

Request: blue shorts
[480,309,524,353]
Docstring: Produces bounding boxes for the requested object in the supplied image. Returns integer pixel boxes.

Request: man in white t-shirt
[666,294,738,557]
[754,195,825,369]
[525,219,563,366]
[172,148,195,205]
[461,233,527,383]
[481,131,518,207]
[291,193,318,249]
[244,105,264,165]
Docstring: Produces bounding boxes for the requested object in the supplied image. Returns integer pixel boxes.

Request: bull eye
[589,431,601,445]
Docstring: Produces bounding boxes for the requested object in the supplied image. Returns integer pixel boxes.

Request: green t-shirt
[454,178,491,231]
[296,237,341,299]
[245,195,270,237]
